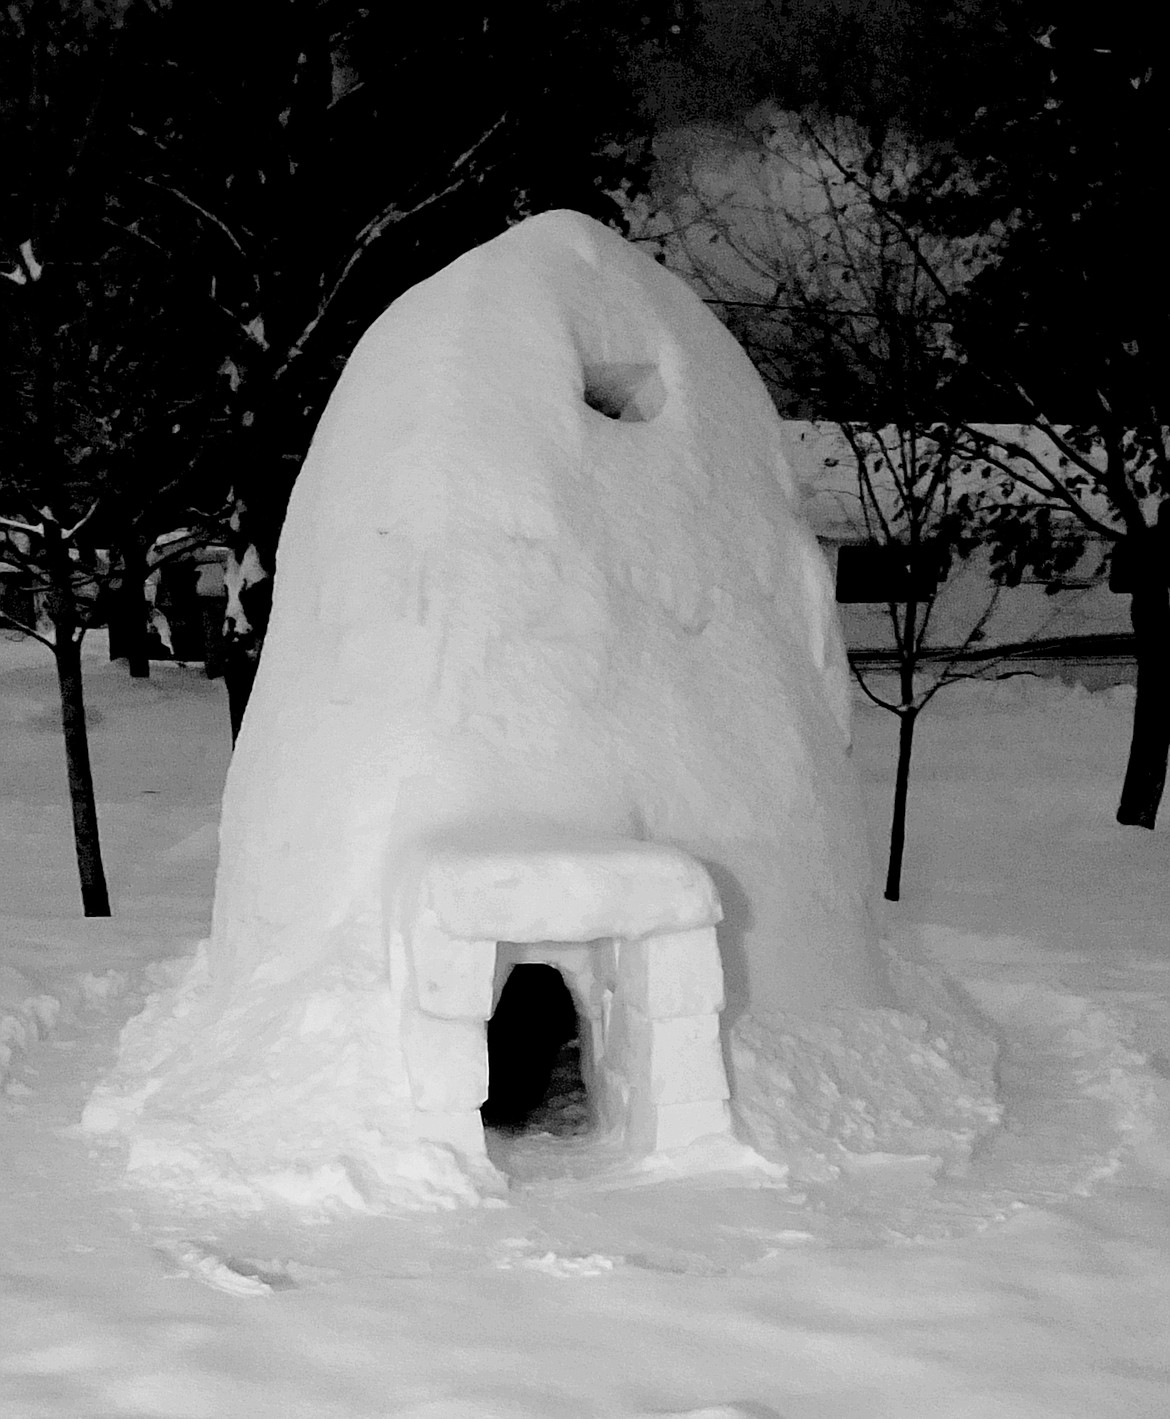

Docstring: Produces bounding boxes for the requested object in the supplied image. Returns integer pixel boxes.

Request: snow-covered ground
[3,631,1169,1418]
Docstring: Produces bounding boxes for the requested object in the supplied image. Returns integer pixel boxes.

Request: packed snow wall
[84,210,896,1211]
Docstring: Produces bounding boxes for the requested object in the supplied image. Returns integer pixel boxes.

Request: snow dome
[84,210,895,1212]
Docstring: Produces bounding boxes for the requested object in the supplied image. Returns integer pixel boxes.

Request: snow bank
[0,954,128,1095]
[83,941,501,1214]
[0,963,61,1093]
[728,932,1165,1236]
[731,946,1003,1187]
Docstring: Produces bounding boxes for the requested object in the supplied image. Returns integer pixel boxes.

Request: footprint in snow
[156,1241,298,1295]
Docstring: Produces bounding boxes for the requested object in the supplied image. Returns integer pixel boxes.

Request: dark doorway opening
[480,964,587,1135]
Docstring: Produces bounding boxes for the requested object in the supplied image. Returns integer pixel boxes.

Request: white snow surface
[220,209,878,1020]
[81,211,897,1208]
[4,634,1170,1416]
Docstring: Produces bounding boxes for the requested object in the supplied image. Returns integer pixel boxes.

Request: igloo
[84,210,892,1212]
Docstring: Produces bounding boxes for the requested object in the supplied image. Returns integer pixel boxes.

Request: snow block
[402,1012,487,1113]
[409,908,495,1021]
[627,1098,734,1155]
[606,1003,729,1107]
[617,928,725,1019]
[85,209,886,1210]
[414,1108,488,1157]
[418,839,721,944]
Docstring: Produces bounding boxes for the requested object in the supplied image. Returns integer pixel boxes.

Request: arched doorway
[400,838,734,1165]
[480,964,586,1134]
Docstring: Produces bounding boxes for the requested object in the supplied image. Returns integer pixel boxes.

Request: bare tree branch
[61,498,102,542]
[0,607,54,650]
[273,113,509,382]
[951,426,1121,537]
[0,514,44,535]
[139,176,253,264]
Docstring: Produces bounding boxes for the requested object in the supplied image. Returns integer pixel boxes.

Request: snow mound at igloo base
[76,929,1164,1256]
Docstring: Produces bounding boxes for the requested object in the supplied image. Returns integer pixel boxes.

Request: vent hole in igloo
[480,964,588,1137]
[581,361,667,422]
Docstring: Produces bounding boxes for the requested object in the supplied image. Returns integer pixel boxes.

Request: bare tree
[121,0,684,735]
[828,424,1010,900]
[1,2,229,911]
[936,423,1165,828]
[1,507,111,915]
[646,105,1165,833]
[792,102,1169,829]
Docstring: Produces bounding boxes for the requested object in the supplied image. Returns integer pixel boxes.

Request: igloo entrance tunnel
[84,209,892,1212]
[400,838,730,1157]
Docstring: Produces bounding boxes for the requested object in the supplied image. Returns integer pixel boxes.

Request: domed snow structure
[84,210,897,1212]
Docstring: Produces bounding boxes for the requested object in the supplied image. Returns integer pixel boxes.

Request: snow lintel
[413,837,723,944]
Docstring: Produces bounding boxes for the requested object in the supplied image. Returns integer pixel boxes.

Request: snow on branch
[61,499,102,543]
[2,239,43,285]
[0,514,44,537]
[18,239,42,281]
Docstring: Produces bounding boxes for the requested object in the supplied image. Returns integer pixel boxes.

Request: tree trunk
[885,705,918,901]
[221,489,275,744]
[224,649,259,744]
[1116,561,1170,829]
[110,548,151,678]
[54,633,111,916]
